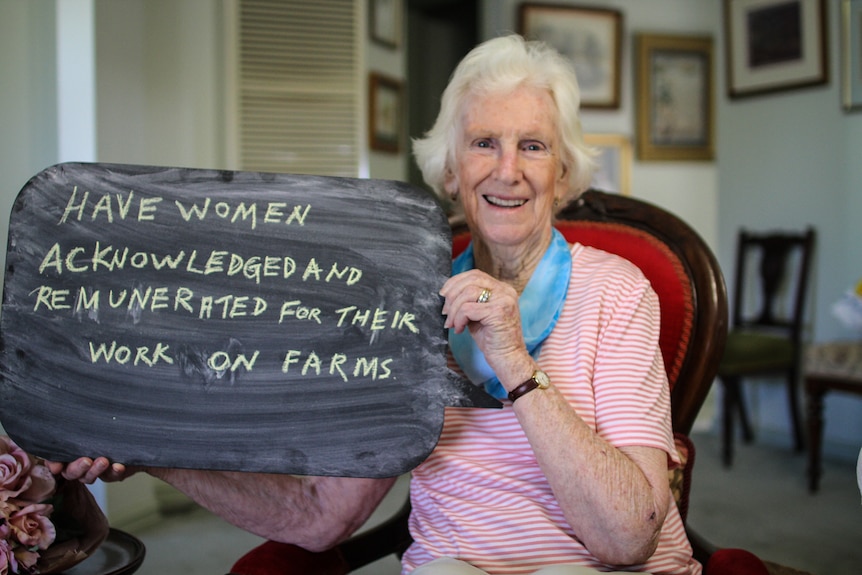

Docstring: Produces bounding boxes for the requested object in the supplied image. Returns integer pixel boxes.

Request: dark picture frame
[636,34,715,162]
[370,0,402,49]
[369,73,402,153]
[724,0,828,99]
[518,3,622,109]
[842,0,862,110]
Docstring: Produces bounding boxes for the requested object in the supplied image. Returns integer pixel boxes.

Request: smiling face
[445,85,570,264]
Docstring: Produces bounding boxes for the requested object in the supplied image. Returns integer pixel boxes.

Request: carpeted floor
[686,431,861,575]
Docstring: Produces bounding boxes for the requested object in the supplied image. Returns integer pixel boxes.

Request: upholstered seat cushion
[718,331,794,375]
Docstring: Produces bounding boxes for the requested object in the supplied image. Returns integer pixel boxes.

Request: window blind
[238,0,359,176]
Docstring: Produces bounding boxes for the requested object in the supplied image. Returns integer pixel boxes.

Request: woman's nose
[494,146,522,183]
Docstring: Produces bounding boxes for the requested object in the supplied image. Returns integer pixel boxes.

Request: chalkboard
[0,163,498,478]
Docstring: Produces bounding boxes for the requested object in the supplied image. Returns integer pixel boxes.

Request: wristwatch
[508,369,550,402]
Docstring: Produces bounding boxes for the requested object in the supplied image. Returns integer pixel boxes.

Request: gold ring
[477,288,491,304]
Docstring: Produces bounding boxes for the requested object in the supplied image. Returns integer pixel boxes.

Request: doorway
[406,0,478,193]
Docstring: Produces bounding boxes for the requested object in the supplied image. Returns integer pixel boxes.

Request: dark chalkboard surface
[0,163,498,478]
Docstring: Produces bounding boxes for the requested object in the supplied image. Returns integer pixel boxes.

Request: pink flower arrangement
[1,436,58,575]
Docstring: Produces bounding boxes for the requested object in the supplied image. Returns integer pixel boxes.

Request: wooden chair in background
[717,228,816,467]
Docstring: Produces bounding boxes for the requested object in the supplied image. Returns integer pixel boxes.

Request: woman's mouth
[484,195,527,208]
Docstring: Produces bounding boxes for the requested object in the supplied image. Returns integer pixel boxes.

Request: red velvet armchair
[228,190,772,575]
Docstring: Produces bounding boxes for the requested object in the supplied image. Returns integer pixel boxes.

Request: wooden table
[804,340,862,493]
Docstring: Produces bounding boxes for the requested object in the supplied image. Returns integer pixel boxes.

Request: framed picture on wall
[636,34,714,162]
[518,4,622,109]
[724,0,828,99]
[842,0,862,110]
[583,134,632,195]
[369,73,402,153]
[370,0,402,49]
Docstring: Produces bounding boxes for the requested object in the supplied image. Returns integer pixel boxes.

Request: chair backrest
[452,190,728,435]
[730,227,816,346]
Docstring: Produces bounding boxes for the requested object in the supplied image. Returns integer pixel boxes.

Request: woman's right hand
[440,269,536,390]
[45,457,136,484]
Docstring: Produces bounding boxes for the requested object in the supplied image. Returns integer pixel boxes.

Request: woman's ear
[443,170,459,200]
[557,162,569,182]
[554,164,571,203]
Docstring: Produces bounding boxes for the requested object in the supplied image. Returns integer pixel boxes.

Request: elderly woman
[50,35,698,575]
[403,35,696,575]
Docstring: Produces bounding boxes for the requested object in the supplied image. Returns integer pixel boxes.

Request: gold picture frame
[584,133,632,195]
[636,34,715,162]
[369,73,402,153]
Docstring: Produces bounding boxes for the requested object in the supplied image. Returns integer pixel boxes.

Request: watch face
[535,370,550,388]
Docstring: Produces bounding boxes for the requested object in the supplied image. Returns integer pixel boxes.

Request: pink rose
[0,539,18,575]
[0,499,15,540]
[0,437,33,501]
[19,461,56,504]
[9,502,56,550]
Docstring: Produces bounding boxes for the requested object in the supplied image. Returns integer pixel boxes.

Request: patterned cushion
[804,340,862,380]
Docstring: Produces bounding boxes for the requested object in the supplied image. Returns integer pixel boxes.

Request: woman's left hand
[440,269,533,382]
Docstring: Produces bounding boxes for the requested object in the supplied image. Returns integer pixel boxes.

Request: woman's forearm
[512,385,669,566]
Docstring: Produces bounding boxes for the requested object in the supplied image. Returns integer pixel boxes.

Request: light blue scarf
[449,229,571,399]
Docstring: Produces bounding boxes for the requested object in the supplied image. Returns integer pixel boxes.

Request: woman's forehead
[459,87,559,136]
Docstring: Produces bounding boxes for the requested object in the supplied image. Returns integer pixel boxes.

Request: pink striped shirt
[402,244,701,575]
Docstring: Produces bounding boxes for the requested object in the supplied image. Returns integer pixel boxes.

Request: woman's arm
[441,269,670,566]
[49,458,397,551]
[510,384,669,565]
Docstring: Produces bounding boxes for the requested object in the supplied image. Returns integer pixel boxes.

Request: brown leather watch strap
[507,370,550,402]
[508,379,539,402]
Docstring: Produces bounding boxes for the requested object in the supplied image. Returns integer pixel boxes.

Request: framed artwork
[370,0,402,49]
[842,0,862,110]
[636,34,714,162]
[724,0,828,99]
[369,73,402,153]
[518,3,622,109]
[583,134,632,195]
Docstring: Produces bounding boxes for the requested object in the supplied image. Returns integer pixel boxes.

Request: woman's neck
[472,233,552,294]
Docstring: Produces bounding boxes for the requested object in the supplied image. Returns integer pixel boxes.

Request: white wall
[0,1,59,278]
[95,0,226,169]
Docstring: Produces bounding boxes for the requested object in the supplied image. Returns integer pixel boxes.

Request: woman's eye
[523,141,547,152]
[474,139,492,148]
